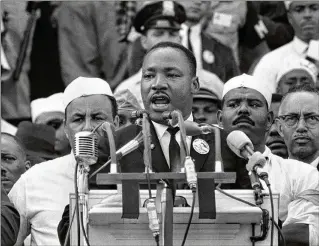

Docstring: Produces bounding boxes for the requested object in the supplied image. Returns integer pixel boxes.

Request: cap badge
[203,50,215,64]
[193,139,210,155]
[162,1,175,16]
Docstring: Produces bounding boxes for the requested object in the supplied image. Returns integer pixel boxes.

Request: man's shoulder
[23,154,73,177]
[258,41,293,62]
[201,32,233,53]
[272,154,318,174]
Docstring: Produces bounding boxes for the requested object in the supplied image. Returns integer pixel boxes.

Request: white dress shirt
[253,36,310,93]
[9,154,76,246]
[180,23,203,72]
[152,114,193,167]
[261,147,319,246]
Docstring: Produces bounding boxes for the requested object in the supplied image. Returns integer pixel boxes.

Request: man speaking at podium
[116,42,216,174]
[217,74,319,246]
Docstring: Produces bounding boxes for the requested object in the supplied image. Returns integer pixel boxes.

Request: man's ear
[25,160,31,170]
[275,118,285,138]
[114,115,120,129]
[266,111,274,131]
[217,110,223,128]
[191,77,200,94]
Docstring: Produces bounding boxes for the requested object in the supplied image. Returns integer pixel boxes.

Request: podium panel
[70,190,279,246]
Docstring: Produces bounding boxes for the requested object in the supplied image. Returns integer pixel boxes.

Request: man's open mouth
[151,94,170,109]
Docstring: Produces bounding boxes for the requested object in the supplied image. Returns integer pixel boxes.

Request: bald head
[1,133,27,159]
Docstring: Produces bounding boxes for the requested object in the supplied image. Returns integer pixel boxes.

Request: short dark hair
[1,132,27,158]
[65,95,118,121]
[271,93,283,104]
[144,41,197,76]
[279,84,319,114]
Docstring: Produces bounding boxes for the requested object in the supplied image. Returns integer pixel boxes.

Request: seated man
[218,74,319,246]
[276,84,319,170]
[266,94,288,158]
[9,77,118,246]
[276,58,318,95]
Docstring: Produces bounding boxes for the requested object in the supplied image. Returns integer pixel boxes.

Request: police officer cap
[134,1,186,34]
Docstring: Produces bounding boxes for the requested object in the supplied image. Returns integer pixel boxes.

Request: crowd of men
[1,1,319,246]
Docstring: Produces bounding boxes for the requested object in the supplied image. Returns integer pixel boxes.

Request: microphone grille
[226,130,254,158]
[74,131,98,165]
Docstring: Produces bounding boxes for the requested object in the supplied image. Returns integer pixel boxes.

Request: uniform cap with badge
[276,58,318,84]
[63,77,114,111]
[194,69,224,103]
[134,1,186,34]
[222,73,272,109]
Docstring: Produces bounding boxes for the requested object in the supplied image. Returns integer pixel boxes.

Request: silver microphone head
[74,131,98,165]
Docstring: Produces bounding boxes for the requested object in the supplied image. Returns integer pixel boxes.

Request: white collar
[292,36,309,55]
[152,114,193,140]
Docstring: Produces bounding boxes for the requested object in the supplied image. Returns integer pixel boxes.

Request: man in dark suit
[116,41,215,174]
[179,1,240,82]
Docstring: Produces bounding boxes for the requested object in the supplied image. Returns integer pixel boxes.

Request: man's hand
[282,223,309,246]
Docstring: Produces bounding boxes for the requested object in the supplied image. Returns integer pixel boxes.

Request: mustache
[232,116,255,126]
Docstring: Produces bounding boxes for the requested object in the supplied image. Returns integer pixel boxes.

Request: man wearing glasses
[276,84,319,170]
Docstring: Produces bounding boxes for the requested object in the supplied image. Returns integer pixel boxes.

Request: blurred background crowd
[1,0,319,192]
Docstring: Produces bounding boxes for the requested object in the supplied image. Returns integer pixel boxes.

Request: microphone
[162,111,197,189]
[226,130,267,177]
[226,131,267,205]
[184,121,223,136]
[130,110,148,119]
[89,132,144,178]
[74,131,98,167]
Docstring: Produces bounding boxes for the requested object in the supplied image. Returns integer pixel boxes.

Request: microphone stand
[101,122,117,173]
[213,127,224,172]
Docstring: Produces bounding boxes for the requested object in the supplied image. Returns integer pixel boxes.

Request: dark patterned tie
[167,127,180,172]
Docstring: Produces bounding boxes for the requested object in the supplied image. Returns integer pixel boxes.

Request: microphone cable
[261,177,274,246]
[181,188,196,246]
[216,184,285,246]
[74,161,81,246]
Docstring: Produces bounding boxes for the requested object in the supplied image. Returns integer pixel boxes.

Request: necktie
[167,127,180,172]
[187,27,193,53]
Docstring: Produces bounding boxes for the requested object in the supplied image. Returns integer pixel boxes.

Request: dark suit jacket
[1,185,20,246]
[201,33,240,82]
[122,33,240,86]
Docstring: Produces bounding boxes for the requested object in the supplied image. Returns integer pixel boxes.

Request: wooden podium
[70,174,279,245]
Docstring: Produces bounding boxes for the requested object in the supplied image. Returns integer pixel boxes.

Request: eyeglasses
[277,114,319,129]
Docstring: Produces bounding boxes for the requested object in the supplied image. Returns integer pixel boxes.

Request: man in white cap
[253,1,319,93]
[217,73,319,245]
[192,69,224,124]
[276,58,318,94]
[276,84,319,170]
[8,77,118,246]
[31,93,71,157]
